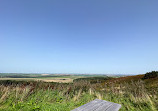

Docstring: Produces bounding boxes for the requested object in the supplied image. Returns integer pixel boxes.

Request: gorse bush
[143,71,158,79]
[0,76,158,111]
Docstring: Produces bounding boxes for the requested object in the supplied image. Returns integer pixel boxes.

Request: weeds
[0,78,157,111]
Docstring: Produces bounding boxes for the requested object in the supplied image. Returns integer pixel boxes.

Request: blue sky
[0,0,158,74]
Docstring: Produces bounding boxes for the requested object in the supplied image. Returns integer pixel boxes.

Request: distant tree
[143,71,158,79]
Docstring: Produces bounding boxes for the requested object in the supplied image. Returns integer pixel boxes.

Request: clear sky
[0,0,158,74]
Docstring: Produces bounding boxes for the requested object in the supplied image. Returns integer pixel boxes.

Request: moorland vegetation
[0,71,158,111]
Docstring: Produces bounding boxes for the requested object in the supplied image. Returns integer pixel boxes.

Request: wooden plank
[94,101,113,111]
[71,99,121,111]
[73,99,100,110]
[82,100,106,111]
[72,99,103,111]
[105,103,121,111]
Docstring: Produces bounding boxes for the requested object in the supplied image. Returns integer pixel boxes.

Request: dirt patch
[37,78,73,83]
[41,74,50,76]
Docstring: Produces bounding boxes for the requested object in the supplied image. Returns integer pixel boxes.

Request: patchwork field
[0,73,114,83]
[0,78,73,83]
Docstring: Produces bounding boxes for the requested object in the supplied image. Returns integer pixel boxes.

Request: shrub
[143,71,158,79]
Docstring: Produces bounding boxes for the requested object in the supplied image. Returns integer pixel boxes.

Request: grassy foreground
[0,75,158,111]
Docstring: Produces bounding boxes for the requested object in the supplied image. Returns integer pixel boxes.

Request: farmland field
[0,73,113,83]
[0,78,73,83]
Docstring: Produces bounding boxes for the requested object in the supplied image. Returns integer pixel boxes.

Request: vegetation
[73,76,112,83]
[143,71,158,79]
[0,73,76,78]
[0,73,157,111]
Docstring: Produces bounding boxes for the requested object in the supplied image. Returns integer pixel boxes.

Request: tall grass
[0,79,157,111]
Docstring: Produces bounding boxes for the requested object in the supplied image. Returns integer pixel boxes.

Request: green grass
[0,74,158,111]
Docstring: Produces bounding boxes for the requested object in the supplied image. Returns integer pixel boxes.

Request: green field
[0,73,113,83]
[0,72,157,111]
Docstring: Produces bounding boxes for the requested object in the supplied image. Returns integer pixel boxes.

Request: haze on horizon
[0,0,158,74]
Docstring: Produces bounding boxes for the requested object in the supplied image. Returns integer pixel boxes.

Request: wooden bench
[71,99,121,111]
